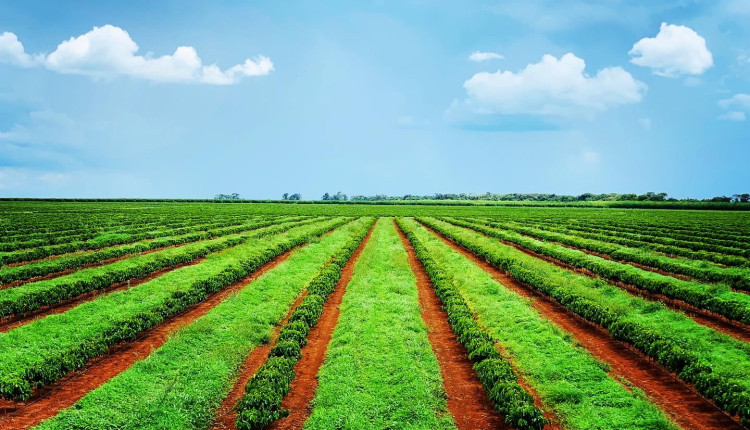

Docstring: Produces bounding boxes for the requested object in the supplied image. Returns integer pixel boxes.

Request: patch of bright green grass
[400,218,675,430]
[35,217,373,430]
[304,219,456,430]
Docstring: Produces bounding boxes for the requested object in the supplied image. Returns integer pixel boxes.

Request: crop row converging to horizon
[0,201,749,430]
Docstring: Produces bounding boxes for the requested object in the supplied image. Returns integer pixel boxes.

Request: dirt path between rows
[211,288,307,430]
[0,257,206,333]
[267,224,375,430]
[422,222,743,430]
[395,220,511,430]
[459,222,750,343]
[0,249,297,430]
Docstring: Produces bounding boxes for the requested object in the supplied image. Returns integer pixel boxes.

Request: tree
[282,193,289,200]
[288,193,301,200]
[321,193,330,201]
[733,194,750,203]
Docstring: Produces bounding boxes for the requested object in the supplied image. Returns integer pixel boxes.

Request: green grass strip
[0,218,322,318]
[0,218,348,401]
[0,216,278,266]
[470,217,750,289]
[521,219,750,267]
[34,218,373,430]
[396,218,547,430]
[304,219,456,430]
[234,217,375,429]
[0,216,303,285]
[448,217,750,324]
[420,217,750,426]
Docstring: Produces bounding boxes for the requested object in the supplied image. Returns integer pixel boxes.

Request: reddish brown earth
[0,257,207,333]
[464,223,750,343]
[267,224,375,430]
[210,291,307,430]
[422,222,743,430]
[0,249,297,430]
[394,220,512,430]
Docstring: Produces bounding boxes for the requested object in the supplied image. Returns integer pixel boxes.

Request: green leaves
[397,218,547,430]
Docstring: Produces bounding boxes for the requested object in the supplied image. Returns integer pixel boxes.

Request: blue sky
[0,0,747,199]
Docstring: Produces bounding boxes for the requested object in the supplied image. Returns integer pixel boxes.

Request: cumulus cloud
[469,51,504,62]
[0,32,38,67]
[0,25,272,84]
[457,53,646,117]
[629,23,713,77]
[718,93,750,121]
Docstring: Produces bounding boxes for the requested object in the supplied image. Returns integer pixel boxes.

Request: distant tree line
[321,191,348,201]
[347,192,750,203]
[281,193,302,201]
[214,193,241,200]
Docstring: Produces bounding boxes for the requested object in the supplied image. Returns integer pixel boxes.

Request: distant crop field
[0,201,749,429]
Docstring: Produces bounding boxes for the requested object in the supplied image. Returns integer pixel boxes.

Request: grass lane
[400,218,675,430]
[421,217,750,425]
[304,219,456,430]
[0,216,303,285]
[0,218,320,319]
[0,218,348,401]
[446,217,750,323]
[34,218,374,430]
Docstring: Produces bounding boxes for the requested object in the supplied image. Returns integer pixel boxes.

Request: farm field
[0,201,749,429]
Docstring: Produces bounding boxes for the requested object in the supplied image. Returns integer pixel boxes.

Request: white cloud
[718,94,750,121]
[458,53,646,117]
[0,25,272,84]
[469,51,504,62]
[0,32,37,67]
[629,23,713,77]
[718,111,746,121]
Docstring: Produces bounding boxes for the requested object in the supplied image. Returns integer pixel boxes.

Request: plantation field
[0,201,749,430]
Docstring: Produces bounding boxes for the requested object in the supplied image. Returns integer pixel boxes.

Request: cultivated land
[0,201,749,430]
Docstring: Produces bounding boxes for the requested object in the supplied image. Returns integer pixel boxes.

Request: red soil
[267,224,375,430]
[0,257,206,333]
[395,220,511,430]
[0,249,297,430]
[470,225,750,343]
[423,223,743,430]
[210,292,308,430]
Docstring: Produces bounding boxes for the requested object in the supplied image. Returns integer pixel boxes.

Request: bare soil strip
[0,258,206,333]
[0,250,297,430]
[267,224,375,430]
[423,223,743,430]
[210,292,308,430]
[394,221,511,430]
[463,223,750,343]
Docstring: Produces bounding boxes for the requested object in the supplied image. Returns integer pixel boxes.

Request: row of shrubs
[537,218,750,250]
[446,218,750,324]
[526,220,750,266]
[0,217,305,285]
[0,216,287,266]
[397,218,547,430]
[0,215,244,252]
[471,218,750,290]
[420,217,750,427]
[0,218,351,402]
[234,219,375,430]
[0,218,319,319]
